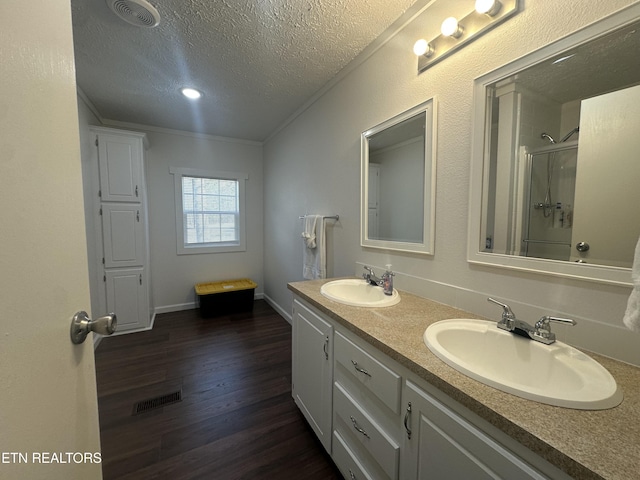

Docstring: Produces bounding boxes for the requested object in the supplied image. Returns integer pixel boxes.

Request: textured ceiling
[507,19,640,105]
[71,0,422,141]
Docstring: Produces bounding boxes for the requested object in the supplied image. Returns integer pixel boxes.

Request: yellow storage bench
[195,279,257,317]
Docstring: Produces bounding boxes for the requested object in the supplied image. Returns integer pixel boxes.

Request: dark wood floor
[95,300,343,479]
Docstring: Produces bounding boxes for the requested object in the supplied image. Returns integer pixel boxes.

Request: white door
[571,84,640,267]
[368,164,380,238]
[0,2,102,479]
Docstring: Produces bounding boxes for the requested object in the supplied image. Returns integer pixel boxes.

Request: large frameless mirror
[361,99,436,255]
[468,4,640,286]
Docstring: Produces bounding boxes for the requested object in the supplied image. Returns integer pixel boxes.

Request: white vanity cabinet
[292,299,333,452]
[291,294,571,480]
[401,380,552,480]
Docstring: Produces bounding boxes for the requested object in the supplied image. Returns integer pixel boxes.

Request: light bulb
[413,39,434,57]
[181,87,202,99]
[441,17,463,38]
[475,0,502,16]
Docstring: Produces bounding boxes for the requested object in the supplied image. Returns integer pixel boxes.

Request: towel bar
[299,214,339,221]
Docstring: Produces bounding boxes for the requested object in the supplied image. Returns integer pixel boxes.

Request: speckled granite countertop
[288,279,640,480]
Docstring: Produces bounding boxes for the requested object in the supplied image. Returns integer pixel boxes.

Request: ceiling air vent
[106,0,160,28]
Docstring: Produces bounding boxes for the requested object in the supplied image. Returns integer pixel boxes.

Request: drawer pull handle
[349,470,357,480]
[404,402,412,439]
[351,360,371,377]
[350,416,370,438]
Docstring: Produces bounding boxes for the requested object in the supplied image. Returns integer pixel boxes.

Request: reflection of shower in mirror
[523,135,579,261]
[535,127,580,218]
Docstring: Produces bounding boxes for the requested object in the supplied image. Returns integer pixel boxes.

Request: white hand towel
[623,235,640,332]
[301,215,317,249]
[302,215,326,280]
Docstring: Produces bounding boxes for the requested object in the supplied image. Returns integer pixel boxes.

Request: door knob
[576,241,590,252]
[70,311,117,344]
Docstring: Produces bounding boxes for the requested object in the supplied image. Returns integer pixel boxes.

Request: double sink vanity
[289,278,640,480]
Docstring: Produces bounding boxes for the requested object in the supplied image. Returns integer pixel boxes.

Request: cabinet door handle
[135,185,139,197]
[351,360,371,377]
[137,210,140,222]
[404,402,412,439]
[323,335,329,360]
[350,416,370,439]
[349,469,357,480]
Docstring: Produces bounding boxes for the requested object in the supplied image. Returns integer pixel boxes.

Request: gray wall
[263,0,640,365]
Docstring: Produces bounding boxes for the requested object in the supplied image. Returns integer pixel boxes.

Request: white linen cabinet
[90,127,152,334]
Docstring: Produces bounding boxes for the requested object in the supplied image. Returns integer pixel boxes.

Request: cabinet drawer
[334,331,401,414]
[333,431,374,480]
[334,383,399,479]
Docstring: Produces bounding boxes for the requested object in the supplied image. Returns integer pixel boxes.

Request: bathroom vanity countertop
[288,279,640,480]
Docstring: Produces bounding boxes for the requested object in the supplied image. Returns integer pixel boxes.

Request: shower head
[541,133,556,144]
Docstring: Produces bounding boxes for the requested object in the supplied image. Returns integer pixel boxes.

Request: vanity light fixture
[415,0,520,74]
[475,0,502,16]
[181,87,202,99]
[441,17,464,38]
[413,39,435,57]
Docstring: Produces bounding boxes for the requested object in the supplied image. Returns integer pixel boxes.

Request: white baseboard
[264,293,292,324]
[154,302,197,315]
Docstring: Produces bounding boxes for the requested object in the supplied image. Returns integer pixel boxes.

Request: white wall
[143,129,264,312]
[263,0,640,365]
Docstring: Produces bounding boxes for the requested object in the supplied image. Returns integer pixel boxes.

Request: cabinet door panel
[98,134,142,202]
[105,268,149,331]
[102,204,145,268]
[292,299,333,452]
[402,380,548,480]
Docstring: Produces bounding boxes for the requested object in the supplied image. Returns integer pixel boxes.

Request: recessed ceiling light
[181,88,202,99]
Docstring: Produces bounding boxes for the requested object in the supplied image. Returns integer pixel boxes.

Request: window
[170,168,248,254]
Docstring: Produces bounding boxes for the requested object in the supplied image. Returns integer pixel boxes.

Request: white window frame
[170,167,248,254]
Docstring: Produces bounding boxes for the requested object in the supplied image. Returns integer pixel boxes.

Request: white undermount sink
[320,278,400,307]
[424,319,623,410]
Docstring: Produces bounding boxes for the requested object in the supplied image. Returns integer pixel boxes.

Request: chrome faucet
[362,266,383,287]
[487,298,576,345]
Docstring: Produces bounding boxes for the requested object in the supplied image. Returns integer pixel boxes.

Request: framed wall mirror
[468,4,640,286]
[361,99,436,254]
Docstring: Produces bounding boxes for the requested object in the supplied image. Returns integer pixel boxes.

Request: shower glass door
[523,142,578,261]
